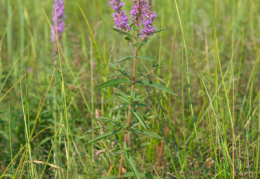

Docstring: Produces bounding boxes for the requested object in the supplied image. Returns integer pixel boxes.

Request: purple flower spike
[130,0,148,27]
[51,0,65,43]
[110,0,130,31]
[141,0,156,39]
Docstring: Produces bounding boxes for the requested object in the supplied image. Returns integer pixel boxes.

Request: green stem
[118,31,138,178]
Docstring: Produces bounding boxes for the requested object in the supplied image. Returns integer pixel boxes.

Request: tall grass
[0,0,259,178]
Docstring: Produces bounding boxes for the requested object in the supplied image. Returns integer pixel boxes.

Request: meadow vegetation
[0,0,259,178]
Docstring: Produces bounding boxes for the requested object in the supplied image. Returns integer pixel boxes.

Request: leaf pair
[88,129,164,145]
[96,78,177,96]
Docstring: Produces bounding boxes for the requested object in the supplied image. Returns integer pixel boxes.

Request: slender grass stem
[8,103,13,174]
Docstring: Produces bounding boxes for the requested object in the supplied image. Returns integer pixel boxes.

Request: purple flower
[110,0,130,31]
[141,0,156,39]
[130,0,148,26]
[51,0,65,43]
[27,67,33,73]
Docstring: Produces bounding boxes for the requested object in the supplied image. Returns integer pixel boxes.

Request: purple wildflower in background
[141,0,156,39]
[51,0,65,43]
[110,0,130,31]
[130,0,147,26]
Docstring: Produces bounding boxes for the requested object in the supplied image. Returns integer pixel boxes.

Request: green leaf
[117,96,131,104]
[116,56,134,63]
[136,80,178,96]
[122,152,140,179]
[132,130,164,140]
[132,103,148,107]
[132,43,142,47]
[133,98,143,102]
[137,55,156,62]
[96,78,130,89]
[115,92,130,100]
[39,136,54,145]
[105,95,116,104]
[133,90,138,98]
[88,130,123,144]
[112,104,129,111]
[109,62,117,69]
[112,28,135,38]
[124,36,131,41]
[107,73,121,78]
[148,115,158,119]
[100,172,162,179]
[151,74,166,84]
[153,28,166,34]
[131,110,148,130]
[100,154,109,167]
[114,92,131,103]
[99,176,118,179]
[122,172,162,179]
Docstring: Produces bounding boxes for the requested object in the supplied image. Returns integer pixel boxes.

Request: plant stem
[232,78,235,179]
[118,31,138,177]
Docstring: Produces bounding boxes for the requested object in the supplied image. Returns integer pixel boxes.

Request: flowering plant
[51,0,65,43]
[90,0,176,178]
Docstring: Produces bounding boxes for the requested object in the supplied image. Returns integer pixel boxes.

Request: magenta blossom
[141,0,156,38]
[130,0,148,26]
[110,0,130,31]
[51,0,65,43]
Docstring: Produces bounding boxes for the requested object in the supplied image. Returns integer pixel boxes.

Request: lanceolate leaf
[131,130,164,140]
[123,152,140,179]
[112,28,135,38]
[105,95,116,104]
[100,173,161,179]
[88,130,123,144]
[137,55,156,62]
[114,92,130,100]
[131,110,148,130]
[116,56,134,63]
[112,104,129,111]
[117,96,131,104]
[122,172,162,179]
[114,92,131,103]
[132,103,148,107]
[99,176,118,179]
[153,28,166,34]
[107,73,121,78]
[136,80,178,96]
[96,78,130,89]
[109,62,117,69]
[124,36,131,41]
[151,74,166,84]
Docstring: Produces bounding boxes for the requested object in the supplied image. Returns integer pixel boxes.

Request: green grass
[0,0,259,178]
